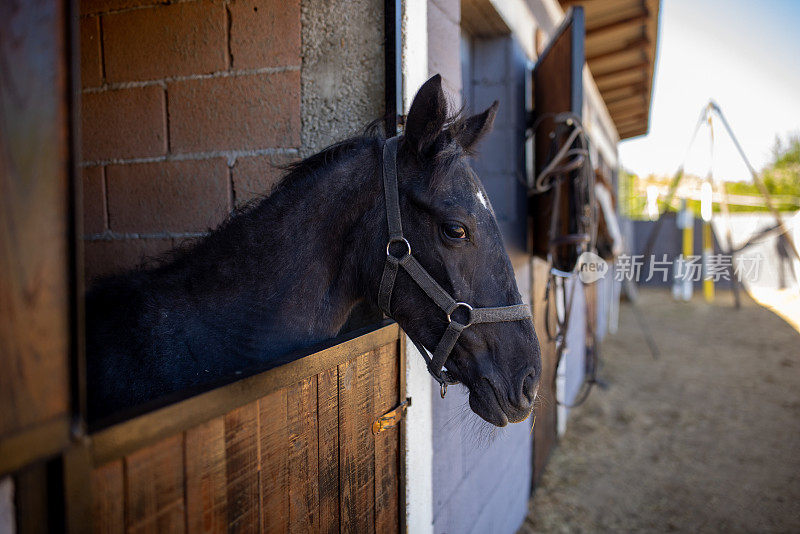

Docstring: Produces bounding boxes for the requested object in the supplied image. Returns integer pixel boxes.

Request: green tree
[763,133,800,197]
[724,133,800,212]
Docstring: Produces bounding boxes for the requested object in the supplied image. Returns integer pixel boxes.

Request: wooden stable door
[87,325,405,533]
[0,2,407,530]
[530,7,585,485]
[0,0,76,477]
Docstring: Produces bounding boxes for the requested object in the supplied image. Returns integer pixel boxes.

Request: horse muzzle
[467,367,539,427]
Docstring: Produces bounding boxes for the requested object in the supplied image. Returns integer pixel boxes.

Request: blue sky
[618,0,800,182]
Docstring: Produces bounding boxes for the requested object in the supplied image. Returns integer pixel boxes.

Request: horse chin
[505,406,534,424]
[468,390,509,427]
[467,385,534,427]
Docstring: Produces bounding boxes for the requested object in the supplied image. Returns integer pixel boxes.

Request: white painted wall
[402,0,622,530]
[557,276,587,435]
[485,0,537,59]
[404,338,435,534]
[401,1,435,532]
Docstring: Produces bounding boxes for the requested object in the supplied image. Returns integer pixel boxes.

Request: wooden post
[63,441,92,534]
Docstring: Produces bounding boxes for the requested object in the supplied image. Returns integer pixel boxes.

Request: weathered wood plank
[316,367,339,534]
[185,417,227,534]
[338,351,375,533]
[372,343,400,534]
[0,0,70,467]
[14,461,50,534]
[260,388,288,533]
[530,7,583,265]
[0,416,70,478]
[224,401,261,533]
[90,323,399,466]
[287,377,319,532]
[125,435,186,534]
[81,325,402,533]
[90,460,124,534]
[64,444,94,533]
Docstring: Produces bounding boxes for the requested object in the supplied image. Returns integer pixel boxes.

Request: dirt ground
[520,289,800,533]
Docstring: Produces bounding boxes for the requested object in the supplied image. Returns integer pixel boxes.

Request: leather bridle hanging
[378,136,533,398]
[531,113,600,408]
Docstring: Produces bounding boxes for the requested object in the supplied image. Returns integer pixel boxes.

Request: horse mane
[88,113,476,284]
[280,118,387,184]
[260,108,468,199]
[121,121,388,280]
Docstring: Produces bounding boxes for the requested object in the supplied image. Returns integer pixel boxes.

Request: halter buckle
[447,302,474,327]
[386,237,411,260]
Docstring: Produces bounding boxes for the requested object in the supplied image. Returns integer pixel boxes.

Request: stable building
[0,0,658,531]
[413,1,658,531]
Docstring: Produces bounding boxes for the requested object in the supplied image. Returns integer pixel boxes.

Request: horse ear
[455,101,498,153]
[404,74,448,156]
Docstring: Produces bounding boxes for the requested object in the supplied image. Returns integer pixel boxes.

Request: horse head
[376,75,541,426]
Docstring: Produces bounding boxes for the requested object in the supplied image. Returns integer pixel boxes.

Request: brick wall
[79,0,301,282]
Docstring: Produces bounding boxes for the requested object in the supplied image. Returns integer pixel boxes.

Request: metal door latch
[372,398,411,434]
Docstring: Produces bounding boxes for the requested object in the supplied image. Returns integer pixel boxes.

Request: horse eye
[442,222,467,240]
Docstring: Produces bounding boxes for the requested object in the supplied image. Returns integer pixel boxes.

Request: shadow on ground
[521,289,800,533]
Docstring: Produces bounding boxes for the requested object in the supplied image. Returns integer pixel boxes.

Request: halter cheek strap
[378,135,532,397]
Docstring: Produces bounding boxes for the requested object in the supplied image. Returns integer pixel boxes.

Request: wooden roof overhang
[560,0,660,139]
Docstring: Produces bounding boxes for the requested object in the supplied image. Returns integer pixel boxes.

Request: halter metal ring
[386,237,411,260]
[447,302,474,327]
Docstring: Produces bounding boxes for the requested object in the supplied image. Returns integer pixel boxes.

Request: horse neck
[179,138,387,346]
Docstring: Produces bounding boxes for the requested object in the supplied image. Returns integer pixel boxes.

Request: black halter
[378,136,532,397]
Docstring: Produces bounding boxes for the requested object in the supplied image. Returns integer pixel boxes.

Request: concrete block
[82,166,106,234]
[102,1,227,82]
[81,86,166,160]
[230,0,301,69]
[169,71,301,152]
[80,16,103,88]
[106,159,229,233]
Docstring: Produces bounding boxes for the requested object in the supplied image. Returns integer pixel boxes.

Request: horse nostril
[522,371,539,402]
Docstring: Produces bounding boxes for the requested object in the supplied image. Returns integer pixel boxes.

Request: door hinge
[372,397,411,435]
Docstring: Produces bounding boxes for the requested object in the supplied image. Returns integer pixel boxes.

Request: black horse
[86,75,542,427]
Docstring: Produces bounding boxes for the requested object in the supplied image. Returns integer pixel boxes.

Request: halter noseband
[377,135,532,397]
